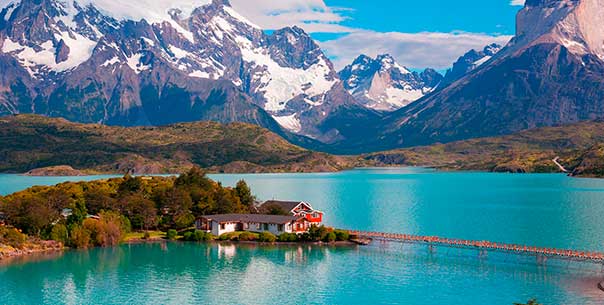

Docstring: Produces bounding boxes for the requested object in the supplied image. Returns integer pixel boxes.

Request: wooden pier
[347,230,604,265]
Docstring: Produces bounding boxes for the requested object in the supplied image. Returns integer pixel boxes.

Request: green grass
[123,231,167,242]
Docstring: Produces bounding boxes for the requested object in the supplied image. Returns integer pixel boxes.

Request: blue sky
[231,0,525,70]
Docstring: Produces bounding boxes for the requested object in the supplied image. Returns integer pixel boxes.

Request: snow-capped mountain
[442,43,501,85]
[339,54,442,111]
[0,0,374,143]
[341,0,604,153]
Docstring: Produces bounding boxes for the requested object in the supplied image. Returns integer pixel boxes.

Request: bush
[258,232,276,243]
[0,227,27,248]
[278,233,298,242]
[238,232,256,241]
[50,224,69,244]
[143,231,151,240]
[334,230,350,241]
[167,229,178,240]
[189,230,213,241]
[323,232,336,243]
[69,225,91,249]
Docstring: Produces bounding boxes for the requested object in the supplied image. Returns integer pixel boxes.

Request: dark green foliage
[50,224,69,244]
[334,230,350,241]
[308,225,329,242]
[167,229,178,240]
[0,169,255,243]
[258,232,276,243]
[188,230,212,242]
[235,180,255,210]
[278,233,298,242]
[323,232,336,243]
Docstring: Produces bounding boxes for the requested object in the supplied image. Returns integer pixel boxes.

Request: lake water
[2,168,604,304]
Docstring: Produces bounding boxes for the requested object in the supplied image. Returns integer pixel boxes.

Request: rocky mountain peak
[513,0,604,59]
[339,54,442,111]
[442,43,502,84]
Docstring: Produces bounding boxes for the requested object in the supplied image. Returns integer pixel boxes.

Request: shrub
[167,229,178,240]
[308,225,329,242]
[0,227,27,248]
[50,224,69,244]
[218,233,231,241]
[323,232,336,243]
[278,233,298,242]
[183,232,192,241]
[143,231,151,240]
[69,225,91,249]
[193,230,206,241]
[258,232,276,243]
[334,230,350,241]
[239,232,256,241]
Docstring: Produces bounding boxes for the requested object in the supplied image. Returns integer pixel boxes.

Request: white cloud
[320,31,513,70]
[510,0,525,6]
[230,0,354,33]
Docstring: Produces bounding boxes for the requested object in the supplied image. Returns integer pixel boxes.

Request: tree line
[0,167,255,248]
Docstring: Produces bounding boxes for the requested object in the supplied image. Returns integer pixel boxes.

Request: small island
[0,167,353,259]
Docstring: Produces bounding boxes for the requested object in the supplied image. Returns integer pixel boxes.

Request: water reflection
[1,242,603,304]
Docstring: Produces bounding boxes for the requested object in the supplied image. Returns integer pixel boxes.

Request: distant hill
[364,120,604,177]
[0,115,357,174]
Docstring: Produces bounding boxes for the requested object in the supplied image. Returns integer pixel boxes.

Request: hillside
[364,120,604,177]
[0,115,356,174]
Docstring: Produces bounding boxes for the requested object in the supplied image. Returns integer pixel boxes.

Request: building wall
[242,222,293,235]
[211,221,239,236]
[198,220,297,236]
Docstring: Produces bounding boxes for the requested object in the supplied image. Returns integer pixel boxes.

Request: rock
[24,165,85,176]
[54,39,70,63]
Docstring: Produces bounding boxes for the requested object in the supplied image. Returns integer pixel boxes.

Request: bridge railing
[346,230,604,263]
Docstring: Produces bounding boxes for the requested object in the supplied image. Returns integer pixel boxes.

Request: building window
[220,223,226,230]
[256,223,260,230]
[278,224,284,232]
[312,212,319,218]
[263,223,269,231]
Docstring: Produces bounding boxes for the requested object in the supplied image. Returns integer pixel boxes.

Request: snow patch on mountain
[339,54,442,111]
[272,114,301,133]
[238,36,336,112]
[1,35,96,76]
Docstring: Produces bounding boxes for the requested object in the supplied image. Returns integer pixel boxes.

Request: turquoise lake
[2,168,604,304]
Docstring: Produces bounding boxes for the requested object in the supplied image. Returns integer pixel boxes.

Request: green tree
[69,225,91,249]
[121,193,158,231]
[235,180,255,211]
[66,199,88,227]
[118,174,143,195]
[4,194,60,236]
[323,232,336,242]
[157,188,194,230]
[50,224,69,244]
[84,187,116,214]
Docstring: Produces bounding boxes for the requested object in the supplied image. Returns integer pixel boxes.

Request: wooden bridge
[347,230,604,265]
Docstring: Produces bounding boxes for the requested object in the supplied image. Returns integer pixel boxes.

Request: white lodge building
[195,214,312,236]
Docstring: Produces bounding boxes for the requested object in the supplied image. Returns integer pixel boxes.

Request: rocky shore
[0,240,64,260]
